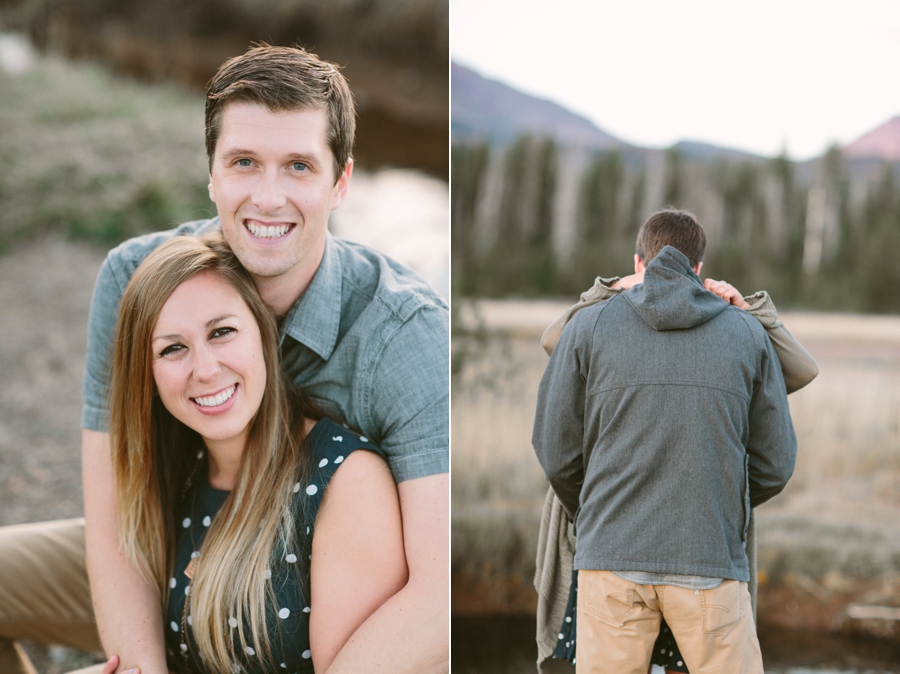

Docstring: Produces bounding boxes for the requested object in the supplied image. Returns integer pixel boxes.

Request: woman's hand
[101,655,141,674]
[704,278,750,309]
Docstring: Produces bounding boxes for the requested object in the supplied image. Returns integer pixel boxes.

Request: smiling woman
[108,233,407,673]
[150,271,267,487]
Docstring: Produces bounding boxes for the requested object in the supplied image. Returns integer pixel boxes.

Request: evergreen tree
[451,143,489,296]
[523,138,558,294]
[574,150,623,287]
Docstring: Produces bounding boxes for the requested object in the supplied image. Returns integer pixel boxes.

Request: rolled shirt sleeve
[368,303,449,482]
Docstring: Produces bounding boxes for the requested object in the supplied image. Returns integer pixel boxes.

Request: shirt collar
[279,232,342,360]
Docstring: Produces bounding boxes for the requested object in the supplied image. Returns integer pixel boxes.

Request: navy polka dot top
[164,418,382,674]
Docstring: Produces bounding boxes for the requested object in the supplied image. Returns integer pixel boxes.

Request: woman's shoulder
[300,418,389,500]
[305,418,384,464]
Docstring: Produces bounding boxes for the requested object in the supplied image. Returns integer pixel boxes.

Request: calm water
[451,616,900,674]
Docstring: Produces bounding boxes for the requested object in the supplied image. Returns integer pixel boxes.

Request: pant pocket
[582,572,637,628]
[700,580,743,635]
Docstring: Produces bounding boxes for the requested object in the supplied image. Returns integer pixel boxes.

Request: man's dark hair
[205,43,356,182]
[636,208,707,267]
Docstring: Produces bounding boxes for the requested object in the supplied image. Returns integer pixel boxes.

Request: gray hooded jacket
[532,246,797,581]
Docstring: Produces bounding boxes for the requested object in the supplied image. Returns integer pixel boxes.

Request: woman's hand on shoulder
[704,278,750,309]
[309,448,408,672]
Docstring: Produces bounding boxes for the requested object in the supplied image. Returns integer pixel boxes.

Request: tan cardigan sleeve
[744,291,819,394]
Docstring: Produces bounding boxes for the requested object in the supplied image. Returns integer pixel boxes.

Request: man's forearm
[83,429,170,674]
[323,570,448,673]
[325,472,448,673]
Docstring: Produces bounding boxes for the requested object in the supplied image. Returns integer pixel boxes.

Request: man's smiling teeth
[247,222,291,239]
[193,385,236,408]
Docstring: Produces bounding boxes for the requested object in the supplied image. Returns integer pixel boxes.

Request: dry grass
[0,35,212,250]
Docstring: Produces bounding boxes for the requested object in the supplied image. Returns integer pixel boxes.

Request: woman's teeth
[193,385,236,407]
[247,222,290,238]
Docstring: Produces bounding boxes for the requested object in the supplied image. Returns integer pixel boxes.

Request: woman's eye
[159,344,184,357]
[211,327,235,339]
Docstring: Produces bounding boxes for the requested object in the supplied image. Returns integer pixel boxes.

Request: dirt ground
[0,236,107,672]
[0,236,103,527]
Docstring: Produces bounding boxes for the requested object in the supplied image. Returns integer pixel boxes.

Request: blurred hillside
[451,63,900,314]
[0,0,448,177]
[452,63,624,151]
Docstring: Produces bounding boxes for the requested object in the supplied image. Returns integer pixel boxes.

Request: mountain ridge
[453,62,899,163]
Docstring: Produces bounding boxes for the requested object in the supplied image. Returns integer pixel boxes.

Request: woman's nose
[192,346,221,382]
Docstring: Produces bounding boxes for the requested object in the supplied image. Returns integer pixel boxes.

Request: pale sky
[451,0,900,160]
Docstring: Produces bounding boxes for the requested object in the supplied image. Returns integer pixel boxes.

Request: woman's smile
[191,383,238,410]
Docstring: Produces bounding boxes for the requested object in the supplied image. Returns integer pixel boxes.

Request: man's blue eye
[292,162,308,171]
[237,159,252,167]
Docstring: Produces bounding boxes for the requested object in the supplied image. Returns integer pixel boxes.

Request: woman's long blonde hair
[110,233,316,671]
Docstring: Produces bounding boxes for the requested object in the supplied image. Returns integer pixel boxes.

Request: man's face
[208,102,352,286]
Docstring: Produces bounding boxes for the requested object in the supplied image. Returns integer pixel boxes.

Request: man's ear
[330,159,353,211]
[693,261,703,275]
[207,174,216,203]
[634,254,646,273]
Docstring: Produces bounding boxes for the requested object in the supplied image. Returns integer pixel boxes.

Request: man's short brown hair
[636,208,707,268]
[205,44,356,182]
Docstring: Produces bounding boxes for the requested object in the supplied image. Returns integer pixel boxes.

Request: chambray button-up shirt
[82,218,448,482]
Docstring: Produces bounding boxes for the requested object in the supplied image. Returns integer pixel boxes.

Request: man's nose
[251,168,288,212]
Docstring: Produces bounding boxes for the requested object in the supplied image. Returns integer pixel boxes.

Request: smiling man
[0,45,448,674]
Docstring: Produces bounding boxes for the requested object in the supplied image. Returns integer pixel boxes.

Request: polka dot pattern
[164,419,382,673]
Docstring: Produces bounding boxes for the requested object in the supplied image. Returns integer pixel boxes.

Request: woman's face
[151,270,266,455]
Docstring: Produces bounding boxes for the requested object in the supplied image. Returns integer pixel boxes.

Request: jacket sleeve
[746,333,798,508]
[532,313,591,520]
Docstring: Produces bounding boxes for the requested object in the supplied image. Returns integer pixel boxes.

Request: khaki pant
[0,519,104,674]
[576,570,763,674]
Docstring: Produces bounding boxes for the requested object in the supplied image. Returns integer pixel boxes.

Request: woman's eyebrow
[152,332,182,344]
[151,315,238,343]
[206,314,238,329]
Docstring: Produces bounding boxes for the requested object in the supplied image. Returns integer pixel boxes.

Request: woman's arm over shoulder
[703,280,819,394]
[743,291,819,393]
[309,449,408,673]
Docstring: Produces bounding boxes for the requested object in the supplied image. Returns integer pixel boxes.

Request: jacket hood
[623,245,727,331]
